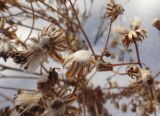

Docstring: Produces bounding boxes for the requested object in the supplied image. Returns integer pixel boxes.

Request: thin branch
[0,64,42,76]
[68,0,95,55]
[101,20,112,56]
[133,39,142,68]
[24,2,35,43]
[0,86,35,91]
[111,62,139,66]
[0,93,14,103]
[0,75,39,80]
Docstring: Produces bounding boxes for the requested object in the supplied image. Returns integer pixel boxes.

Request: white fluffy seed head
[73,50,92,63]
[15,91,42,106]
[115,26,128,35]
[63,50,93,67]
[131,17,141,29]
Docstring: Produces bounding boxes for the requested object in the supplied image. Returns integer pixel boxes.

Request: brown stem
[68,0,95,55]
[0,75,39,80]
[0,86,35,91]
[94,103,99,116]
[111,62,139,66]
[155,69,160,78]
[40,1,78,27]
[101,20,112,56]
[0,93,13,103]
[24,2,35,43]
[0,64,42,76]
[133,39,142,68]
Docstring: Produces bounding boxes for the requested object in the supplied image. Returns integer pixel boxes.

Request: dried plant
[0,0,159,116]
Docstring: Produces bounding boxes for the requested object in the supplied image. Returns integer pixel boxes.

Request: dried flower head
[63,50,95,80]
[106,0,124,22]
[20,24,67,71]
[39,24,67,52]
[42,86,79,116]
[151,18,160,31]
[116,17,147,47]
[22,41,49,71]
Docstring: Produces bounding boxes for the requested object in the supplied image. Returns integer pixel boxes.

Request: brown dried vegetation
[0,0,159,116]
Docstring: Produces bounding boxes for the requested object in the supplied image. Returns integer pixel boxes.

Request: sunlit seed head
[74,50,92,63]
[115,26,128,35]
[131,17,141,30]
[15,91,42,106]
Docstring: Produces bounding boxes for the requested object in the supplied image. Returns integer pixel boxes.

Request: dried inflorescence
[106,0,124,22]
[116,17,147,47]
[0,18,27,61]
[8,24,68,71]
[14,69,79,116]
[63,50,95,80]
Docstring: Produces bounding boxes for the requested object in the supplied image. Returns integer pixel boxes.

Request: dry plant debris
[0,0,159,116]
